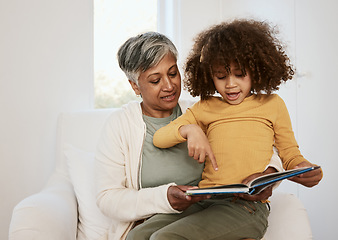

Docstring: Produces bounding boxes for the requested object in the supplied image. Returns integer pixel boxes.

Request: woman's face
[129,53,181,118]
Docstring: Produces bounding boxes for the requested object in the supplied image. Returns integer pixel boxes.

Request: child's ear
[128,80,141,96]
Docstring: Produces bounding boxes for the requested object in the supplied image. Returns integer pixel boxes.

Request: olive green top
[141,105,204,188]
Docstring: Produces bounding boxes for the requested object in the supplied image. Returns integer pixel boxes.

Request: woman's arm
[167,185,211,211]
[235,148,282,201]
[95,114,179,222]
[235,166,277,201]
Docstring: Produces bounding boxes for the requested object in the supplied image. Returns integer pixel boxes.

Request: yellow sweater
[153,94,309,188]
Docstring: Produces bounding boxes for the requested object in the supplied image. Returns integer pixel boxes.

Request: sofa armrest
[9,174,78,240]
[264,191,312,240]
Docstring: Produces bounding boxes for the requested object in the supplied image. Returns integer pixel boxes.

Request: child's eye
[217,75,226,80]
[234,70,245,77]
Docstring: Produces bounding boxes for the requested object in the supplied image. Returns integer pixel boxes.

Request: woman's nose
[162,77,174,91]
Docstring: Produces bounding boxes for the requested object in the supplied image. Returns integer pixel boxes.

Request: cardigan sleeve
[266,146,283,173]
[95,111,180,223]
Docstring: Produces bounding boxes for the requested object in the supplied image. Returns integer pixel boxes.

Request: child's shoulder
[256,93,283,102]
[199,96,224,106]
[254,94,287,110]
[193,96,221,105]
[190,96,223,110]
[260,94,291,115]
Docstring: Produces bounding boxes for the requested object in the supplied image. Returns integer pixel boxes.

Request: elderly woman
[94,32,321,240]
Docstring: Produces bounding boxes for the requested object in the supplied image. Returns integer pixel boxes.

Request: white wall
[159,0,338,239]
[2,0,336,238]
[0,0,94,239]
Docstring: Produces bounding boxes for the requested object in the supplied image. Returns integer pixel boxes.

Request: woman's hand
[167,185,210,211]
[179,124,218,171]
[234,167,277,201]
[288,161,323,187]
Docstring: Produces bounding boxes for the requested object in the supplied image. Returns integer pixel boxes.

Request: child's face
[212,62,252,105]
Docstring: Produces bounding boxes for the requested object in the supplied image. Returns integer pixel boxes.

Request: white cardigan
[95,99,283,240]
[95,100,195,240]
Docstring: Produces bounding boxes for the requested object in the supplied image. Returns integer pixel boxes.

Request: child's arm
[179,124,218,171]
[153,109,199,148]
[273,96,323,185]
[274,96,312,169]
[154,107,218,170]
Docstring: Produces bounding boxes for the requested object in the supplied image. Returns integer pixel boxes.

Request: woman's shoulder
[105,101,143,126]
[178,98,198,112]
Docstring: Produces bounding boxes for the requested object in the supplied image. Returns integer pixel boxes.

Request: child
[151,19,322,239]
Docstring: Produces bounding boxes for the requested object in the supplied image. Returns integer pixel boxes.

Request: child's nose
[226,76,236,88]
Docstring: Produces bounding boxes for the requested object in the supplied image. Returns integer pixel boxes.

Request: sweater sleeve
[95,112,180,223]
[274,96,311,170]
[153,108,199,148]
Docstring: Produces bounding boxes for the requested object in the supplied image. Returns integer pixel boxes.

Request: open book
[186,166,320,196]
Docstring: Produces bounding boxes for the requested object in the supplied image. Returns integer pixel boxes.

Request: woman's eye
[150,79,160,84]
[169,72,177,77]
[217,75,226,80]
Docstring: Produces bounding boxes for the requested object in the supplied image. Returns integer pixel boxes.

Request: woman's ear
[128,80,141,96]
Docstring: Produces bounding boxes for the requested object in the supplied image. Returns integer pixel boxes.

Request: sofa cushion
[64,144,111,240]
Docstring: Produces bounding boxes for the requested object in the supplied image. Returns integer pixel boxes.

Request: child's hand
[179,124,218,171]
[288,161,323,187]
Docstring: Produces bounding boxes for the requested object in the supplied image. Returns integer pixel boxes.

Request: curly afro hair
[184,19,295,100]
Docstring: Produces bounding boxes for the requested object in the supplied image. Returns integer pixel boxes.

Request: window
[94,0,157,108]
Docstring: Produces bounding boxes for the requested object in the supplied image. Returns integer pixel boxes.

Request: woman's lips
[161,93,176,101]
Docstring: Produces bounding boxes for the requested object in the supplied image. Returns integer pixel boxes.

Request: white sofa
[9,109,313,240]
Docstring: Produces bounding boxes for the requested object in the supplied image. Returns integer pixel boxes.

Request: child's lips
[226,92,240,100]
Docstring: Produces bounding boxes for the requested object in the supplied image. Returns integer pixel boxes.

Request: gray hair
[117,32,178,84]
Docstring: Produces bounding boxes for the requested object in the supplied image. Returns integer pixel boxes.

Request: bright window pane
[94,0,157,108]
